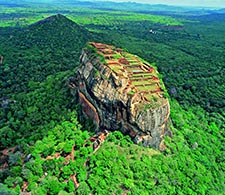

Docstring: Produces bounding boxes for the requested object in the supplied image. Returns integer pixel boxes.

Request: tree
[0,183,17,195]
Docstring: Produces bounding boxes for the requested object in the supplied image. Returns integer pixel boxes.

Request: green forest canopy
[0,4,224,194]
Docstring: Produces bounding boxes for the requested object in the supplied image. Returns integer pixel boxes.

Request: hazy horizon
[94,0,225,8]
[2,0,225,8]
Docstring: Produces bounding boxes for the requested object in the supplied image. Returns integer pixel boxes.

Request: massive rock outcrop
[69,42,170,149]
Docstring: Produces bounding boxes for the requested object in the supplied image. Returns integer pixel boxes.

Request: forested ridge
[0,4,224,195]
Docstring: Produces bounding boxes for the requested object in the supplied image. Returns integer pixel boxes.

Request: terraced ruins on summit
[89,42,165,109]
[69,42,170,149]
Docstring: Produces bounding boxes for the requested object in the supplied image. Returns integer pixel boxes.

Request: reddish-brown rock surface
[69,42,170,149]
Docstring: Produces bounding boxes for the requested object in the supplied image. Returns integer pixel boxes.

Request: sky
[93,0,225,8]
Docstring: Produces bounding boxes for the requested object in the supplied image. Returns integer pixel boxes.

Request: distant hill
[0,14,99,96]
[217,8,225,13]
[4,13,94,52]
[23,14,93,50]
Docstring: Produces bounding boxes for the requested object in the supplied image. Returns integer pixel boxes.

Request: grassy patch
[113,53,122,59]
[136,84,158,91]
[132,80,151,86]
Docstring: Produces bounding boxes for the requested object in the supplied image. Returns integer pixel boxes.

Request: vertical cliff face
[69,42,170,149]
